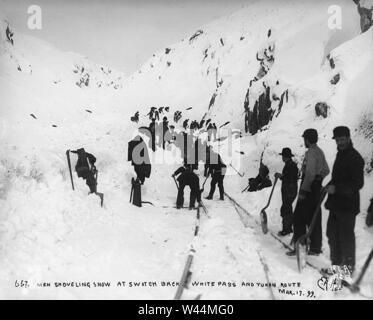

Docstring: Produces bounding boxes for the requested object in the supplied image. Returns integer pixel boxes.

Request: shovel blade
[296,236,308,273]
[260,210,268,234]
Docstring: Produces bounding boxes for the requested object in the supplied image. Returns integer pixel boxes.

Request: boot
[205,195,213,200]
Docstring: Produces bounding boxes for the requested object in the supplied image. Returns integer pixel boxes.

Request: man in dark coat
[275,148,299,236]
[247,163,272,192]
[148,119,156,152]
[287,129,330,256]
[128,135,151,184]
[204,152,227,201]
[324,126,364,275]
[172,164,201,209]
[71,148,97,193]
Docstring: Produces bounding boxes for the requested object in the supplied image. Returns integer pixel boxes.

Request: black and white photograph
[0,0,373,304]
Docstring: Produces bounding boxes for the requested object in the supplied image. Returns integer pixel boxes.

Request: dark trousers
[326,210,356,272]
[77,168,96,193]
[280,184,297,232]
[208,174,225,199]
[176,182,201,208]
[293,181,322,252]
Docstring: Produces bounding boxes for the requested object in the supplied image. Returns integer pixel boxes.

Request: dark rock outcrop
[330,73,340,85]
[245,86,274,134]
[354,0,373,33]
[189,30,204,43]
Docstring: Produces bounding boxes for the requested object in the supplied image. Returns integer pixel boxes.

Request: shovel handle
[173,176,179,190]
[229,163,244,177]
[129,179,134,203]
[200,174,209,192]
[262,176,278,210]
[241,184,250,193]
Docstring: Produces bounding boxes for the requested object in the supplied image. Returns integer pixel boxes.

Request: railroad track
[224,192,372,299]
[173,198,278,300]
[173,202,208,300]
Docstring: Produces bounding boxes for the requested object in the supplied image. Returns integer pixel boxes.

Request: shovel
[173,176,179,190]
[241,183,250,193]
[296,188,327,272]
[200,174,209,193]
[349,247,373,292]
[259,176,278,234]
[229,163,245,177]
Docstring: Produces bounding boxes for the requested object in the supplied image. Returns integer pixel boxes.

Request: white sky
[1,0,251,74]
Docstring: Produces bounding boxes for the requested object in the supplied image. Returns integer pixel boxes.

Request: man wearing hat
[172,163,201,210]
[71,148,98,193]
[324,126,364,275]
[287,128,330,256]
[275,148,299,236]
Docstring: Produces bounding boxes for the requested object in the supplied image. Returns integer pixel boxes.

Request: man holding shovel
[172,163,201,210]
[287,129,330,256]
[275,147,299,236]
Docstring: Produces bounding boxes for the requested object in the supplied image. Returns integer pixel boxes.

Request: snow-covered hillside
[0,0,372,300]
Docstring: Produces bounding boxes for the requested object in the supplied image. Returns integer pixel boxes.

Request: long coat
[325,144,364,214]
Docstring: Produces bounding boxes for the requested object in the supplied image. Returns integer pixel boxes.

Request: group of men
[274,126,365,275]
[172,148,227,209]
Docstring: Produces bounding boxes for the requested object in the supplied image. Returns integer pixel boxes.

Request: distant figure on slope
[149,119,156,151]
[131,111,139,123]
[207,123,217,141]
[174,111,182,123]
[172,163,201,209]
[190,120,199,130]
[247,163,272,192]
[182,119,189,130]
[154,109,160,121]
[164,125,176,148]
[274,148,299,236]
[161,116,169,149]
[147,107,156,120]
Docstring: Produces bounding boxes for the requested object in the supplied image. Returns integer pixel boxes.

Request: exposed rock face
[315,102,330,118]
[354,0,373,33]
[357,112,373,172]
[245,86,274,135]
[244,81,289,135]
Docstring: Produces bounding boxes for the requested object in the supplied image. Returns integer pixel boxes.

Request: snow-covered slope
[0,0,372,299]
